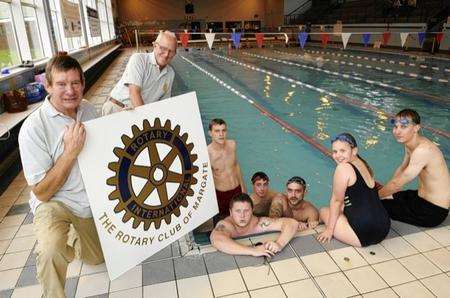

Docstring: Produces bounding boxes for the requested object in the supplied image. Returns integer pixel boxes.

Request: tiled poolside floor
[1,48,449,297]
[1,172,450,298]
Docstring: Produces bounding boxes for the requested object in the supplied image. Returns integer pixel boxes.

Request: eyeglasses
[154,42,176,56]
[287,176,306,188]
[331,133,356,148]
[390,118,411,127]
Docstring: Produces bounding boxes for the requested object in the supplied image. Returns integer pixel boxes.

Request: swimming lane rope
[179,55,333,159]
[211,53,449,139]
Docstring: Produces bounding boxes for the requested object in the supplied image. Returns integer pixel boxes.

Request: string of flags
[176,31,446,50]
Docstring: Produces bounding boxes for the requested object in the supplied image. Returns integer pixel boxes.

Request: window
[106,0,114,39]
[84,0,101,46]
[21,3,44,60]
[97,0,109,42]
[0,1,20,67]
[48,0,86,52]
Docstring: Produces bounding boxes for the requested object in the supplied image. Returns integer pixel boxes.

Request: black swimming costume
[344,163,391,247]
[382,190,449,227]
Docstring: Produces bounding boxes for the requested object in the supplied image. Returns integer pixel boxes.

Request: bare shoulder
[213,218,235,234]
[335,162,353,175]
[226,139,237,148]
[257,216,275,230]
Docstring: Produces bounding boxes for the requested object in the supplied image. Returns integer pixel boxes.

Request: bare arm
[379,147,427,198]
[318,164,348,243]
[32,122,85,202]
[392,149,410,179]
[269,196,285,218]
[236,163,246,193]
[128,84,145,107]
[210,221,272,257]
[304,203,319,228]
[257,217,298,252]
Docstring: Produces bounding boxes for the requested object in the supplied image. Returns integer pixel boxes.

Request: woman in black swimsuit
[317,133,390,247]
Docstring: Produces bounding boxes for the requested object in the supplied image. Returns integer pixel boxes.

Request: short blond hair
[155,30,177,44]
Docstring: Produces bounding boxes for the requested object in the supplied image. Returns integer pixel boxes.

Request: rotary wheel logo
[107,118,198,230]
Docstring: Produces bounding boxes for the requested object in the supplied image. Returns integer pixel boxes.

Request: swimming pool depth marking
[268,50,450,105]
[211,53,450,139]
[179,55,333,159]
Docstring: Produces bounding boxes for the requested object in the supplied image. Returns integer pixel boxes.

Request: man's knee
[37,232,72,263]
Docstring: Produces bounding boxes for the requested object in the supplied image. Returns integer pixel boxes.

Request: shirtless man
[270,176,320,230]
[208,118,246,217]
[250,172,284,216]
[210,193,298,256]
[379,109,450,227]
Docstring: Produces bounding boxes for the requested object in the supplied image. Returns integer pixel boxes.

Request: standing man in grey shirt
[18,55,104,297]
[102,30,178,115]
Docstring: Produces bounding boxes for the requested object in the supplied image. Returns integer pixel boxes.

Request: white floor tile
[328,246,368,270]
[398,254,441,279]
[0,268,22,291]
[11,284,42,298]
[421,273,450,297]
[372,259,415,286]
[6,236,36,253]
[392,280,434,298]
[355,244,393,264]
[270,258,309,283]
[109,287,142,298]
[240,264,278,291]
[109,265,142,292]
[315,272,358,298]
[177,275,213,298]
[403,232,442,252]
[75,271,109,297]
[0,250,30,271]
[344,266,388,294]
[381,235,418,258]
[209,269,246,297]
[0,226,20,241]
[300,252,340,277]
[362,288,397,298]
[282,279,322,298]
[423,248,450,272]
[143,281,177,298]
[249,285,285,298]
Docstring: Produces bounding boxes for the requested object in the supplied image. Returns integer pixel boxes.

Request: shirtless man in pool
[208,118,246,218]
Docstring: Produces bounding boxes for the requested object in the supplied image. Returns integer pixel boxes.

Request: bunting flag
[321,33,329,46]
[298,32,308,49]
[341,33,351,49]
[231,32,241,48]
[362,33,371,46]
[400,32,409,48]
[204,33,215,49]
[418,32,426,47]
[284,33,289,44]
[435,32,444,43]
[180,32,190,48]
[255,33,264,48]
[382,31,391,45]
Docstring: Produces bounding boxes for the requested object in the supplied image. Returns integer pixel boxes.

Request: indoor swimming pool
[170,46,450,208]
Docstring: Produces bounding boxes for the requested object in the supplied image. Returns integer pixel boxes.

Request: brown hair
[251,171,269,184]
[229,193,253,210]
[45,54,84,86]
[208,118,227,130]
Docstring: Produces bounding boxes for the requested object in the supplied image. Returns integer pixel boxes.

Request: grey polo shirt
[109,52,175,106]
[18,96,98,218]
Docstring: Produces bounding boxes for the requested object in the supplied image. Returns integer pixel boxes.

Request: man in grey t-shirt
[18,55,104,298]
[102,30,178,115]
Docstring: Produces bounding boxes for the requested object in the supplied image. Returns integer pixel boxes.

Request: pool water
[170,47,450,208]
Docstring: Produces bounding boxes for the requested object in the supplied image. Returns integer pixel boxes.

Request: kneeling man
[210,193,298,257]
[18,54,104,297]
[270,176,319,230]
[379,109,450,227]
